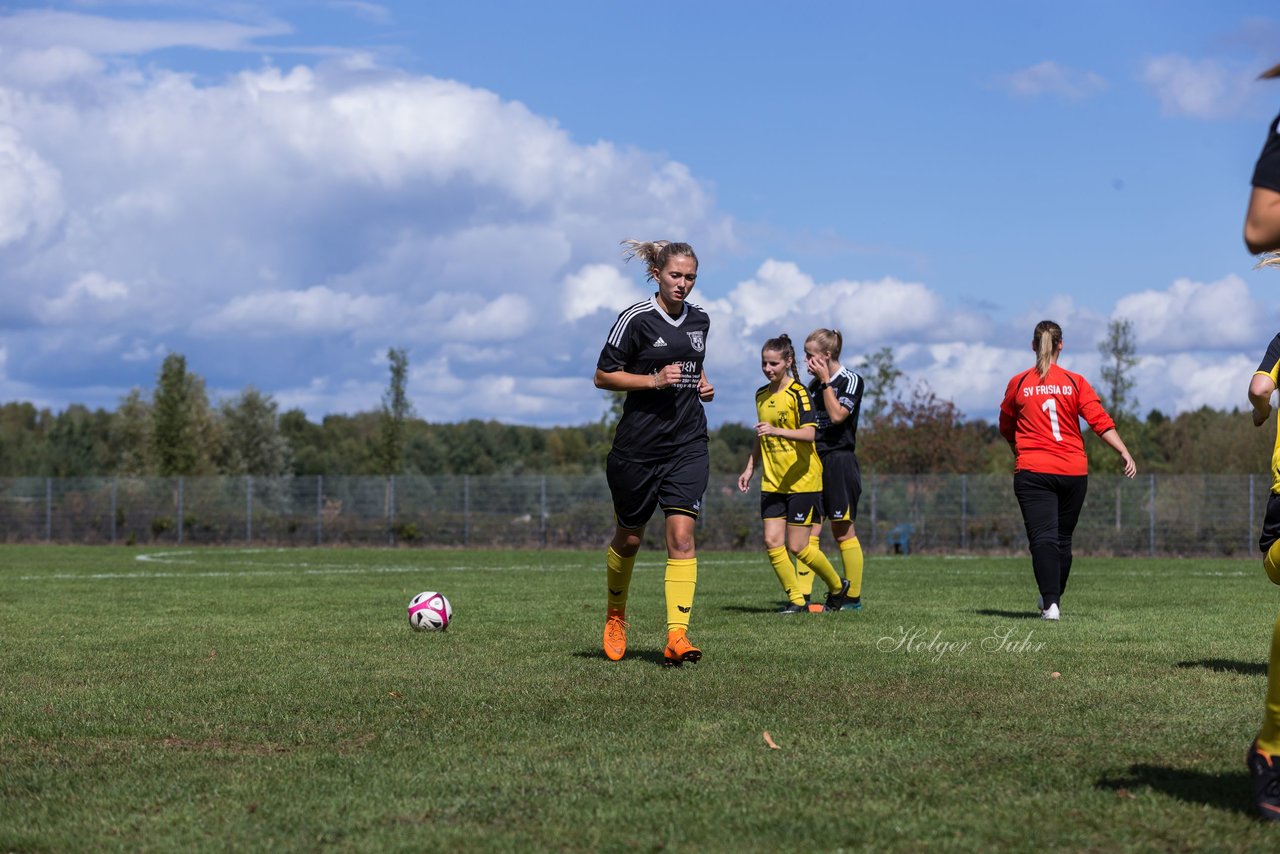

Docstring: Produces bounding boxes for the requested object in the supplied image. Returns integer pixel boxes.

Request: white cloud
[1001,61,1107,100]
[37,271,129,323]
[1141,54,1251,118]
[1114,274,1265,352]
[0,10,294,55]
[0,125,64,248]
[193,286,395,336]
[562,264,645,322]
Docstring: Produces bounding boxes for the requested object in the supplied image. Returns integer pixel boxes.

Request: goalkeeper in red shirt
[998,320,1136,621]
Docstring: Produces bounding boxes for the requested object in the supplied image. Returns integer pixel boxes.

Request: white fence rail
[0,473,1266,556]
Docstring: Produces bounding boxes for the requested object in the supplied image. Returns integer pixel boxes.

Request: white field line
[4,549,1251,582]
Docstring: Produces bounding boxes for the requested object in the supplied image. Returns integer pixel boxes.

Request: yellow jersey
[1255,333,1280,492]
[754,379,824,494]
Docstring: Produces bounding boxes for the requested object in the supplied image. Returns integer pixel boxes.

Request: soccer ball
[408,591,452,631]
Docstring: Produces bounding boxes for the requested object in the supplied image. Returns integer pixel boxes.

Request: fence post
[1250,473,1257,554]
[960,474,968,551]
[111,476,118,545]
[869,473,878,548]
[464,475,470,547]
[177,476,184,544]
[540,475,547,548]
[45,477,52,542]
[1148,474,1155,556]
[316,475,324,546]
[246,475,253,544]
[388,474,396,546]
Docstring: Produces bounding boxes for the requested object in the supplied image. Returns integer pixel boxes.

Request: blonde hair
[763,333,798,381]
[1260,62,1280,80]
[621,239,698,282]
[1033,320,1062,381]
[805,328,843,361]
[1255,252,1280,270]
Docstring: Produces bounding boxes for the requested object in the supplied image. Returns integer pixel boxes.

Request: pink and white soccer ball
[407,591,452,631]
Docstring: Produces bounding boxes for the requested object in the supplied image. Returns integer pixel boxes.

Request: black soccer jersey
[809,367,864,456]
[1254,112,1280,193]
[597,296,710,463]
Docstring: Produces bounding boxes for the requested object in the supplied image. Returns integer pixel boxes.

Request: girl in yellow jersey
[737,334,852,613]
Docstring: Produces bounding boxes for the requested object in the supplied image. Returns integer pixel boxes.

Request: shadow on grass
[571,649,671,666]
[1175,659,1268,676]
[1095,765,1253,817]
[720,604,783,615]
[973,609,1039,620]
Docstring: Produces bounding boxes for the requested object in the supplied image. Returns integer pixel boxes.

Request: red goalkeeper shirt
[998,364,1115,476]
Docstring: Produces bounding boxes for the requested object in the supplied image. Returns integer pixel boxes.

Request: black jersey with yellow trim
[1255,333,1280,493]
[597,296,710,463]
[809,367,864,456]
[1254,112,1280,193]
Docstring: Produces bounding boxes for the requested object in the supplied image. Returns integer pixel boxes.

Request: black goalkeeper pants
[1013,470,1088,609]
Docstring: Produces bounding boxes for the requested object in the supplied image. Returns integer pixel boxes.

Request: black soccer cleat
[777,603,806,615]
[1247,740,1280,822]
[824,578,852,612]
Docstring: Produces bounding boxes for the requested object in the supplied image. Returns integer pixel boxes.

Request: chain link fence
[0,473,1269,557]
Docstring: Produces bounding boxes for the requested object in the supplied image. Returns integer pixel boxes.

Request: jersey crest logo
[653,336,667,347]
[687,331,704,352]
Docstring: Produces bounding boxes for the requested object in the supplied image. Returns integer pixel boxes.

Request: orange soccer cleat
[663,628,702,667]
[603,610,629,661]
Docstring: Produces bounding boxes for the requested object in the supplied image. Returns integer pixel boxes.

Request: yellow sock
[606,546,635,614]
[840,537,865,598]
[796,536,816,597]
[665,558,697,632]
[1265,541,1280,586]
[796,543,842,592]
[1258,613,1280,755]
[768,546,803,605]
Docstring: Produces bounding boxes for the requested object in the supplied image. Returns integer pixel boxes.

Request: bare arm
[593,364,682,393]
[738,437,762,493]
[756,423,817,442]
[1246,187,1280,254]
[1097,428,1137,478]
[1251,373,1277,426]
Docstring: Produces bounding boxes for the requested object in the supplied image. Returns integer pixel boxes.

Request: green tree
[858,346,904,421]
[111,389,154,475]
[219,387,292,476]
[1098,317,1139,421]
[150,354,220,476]
[377,348,414,475]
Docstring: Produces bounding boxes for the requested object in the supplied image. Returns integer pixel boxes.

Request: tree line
[0,335,1272,479]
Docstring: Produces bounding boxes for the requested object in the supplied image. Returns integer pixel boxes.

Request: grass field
[2,545,1280,852]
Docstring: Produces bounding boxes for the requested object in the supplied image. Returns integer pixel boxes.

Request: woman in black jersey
[802,328,866,611]
[593,239,715,667]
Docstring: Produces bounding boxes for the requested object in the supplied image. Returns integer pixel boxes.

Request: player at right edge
[1243,60,1280,823]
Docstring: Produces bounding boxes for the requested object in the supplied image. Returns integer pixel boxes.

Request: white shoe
[1041,603,1060,621]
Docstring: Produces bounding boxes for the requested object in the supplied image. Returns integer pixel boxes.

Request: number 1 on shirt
[1041,398,1062,441]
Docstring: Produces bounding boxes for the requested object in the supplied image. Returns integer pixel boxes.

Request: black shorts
[1260,492,1280,553]
[761,491,822,526]
[607,445,709,530]
[820,450,862,522]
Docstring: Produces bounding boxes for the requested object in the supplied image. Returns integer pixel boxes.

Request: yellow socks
[1258,613,1280,755]
[796,541,842,593]
[768,546,803,605]
[795,534,819,596]
[840,536,865,598]
[664,558,697,632]
[606,546,635,614]
[1266,541,1280,586]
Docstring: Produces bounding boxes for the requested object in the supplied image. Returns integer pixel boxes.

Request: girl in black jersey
[802,328,866,611]
[593,239,715,667]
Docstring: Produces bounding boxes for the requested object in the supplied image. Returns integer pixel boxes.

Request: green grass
[2,545,1279,852]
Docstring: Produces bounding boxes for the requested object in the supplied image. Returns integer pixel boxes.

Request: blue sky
[0,1,1278,427]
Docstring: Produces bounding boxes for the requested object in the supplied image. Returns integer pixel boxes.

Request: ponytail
[1033,320,1063,381]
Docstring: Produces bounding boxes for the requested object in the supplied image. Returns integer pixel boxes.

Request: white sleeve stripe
[606,302,653,348]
